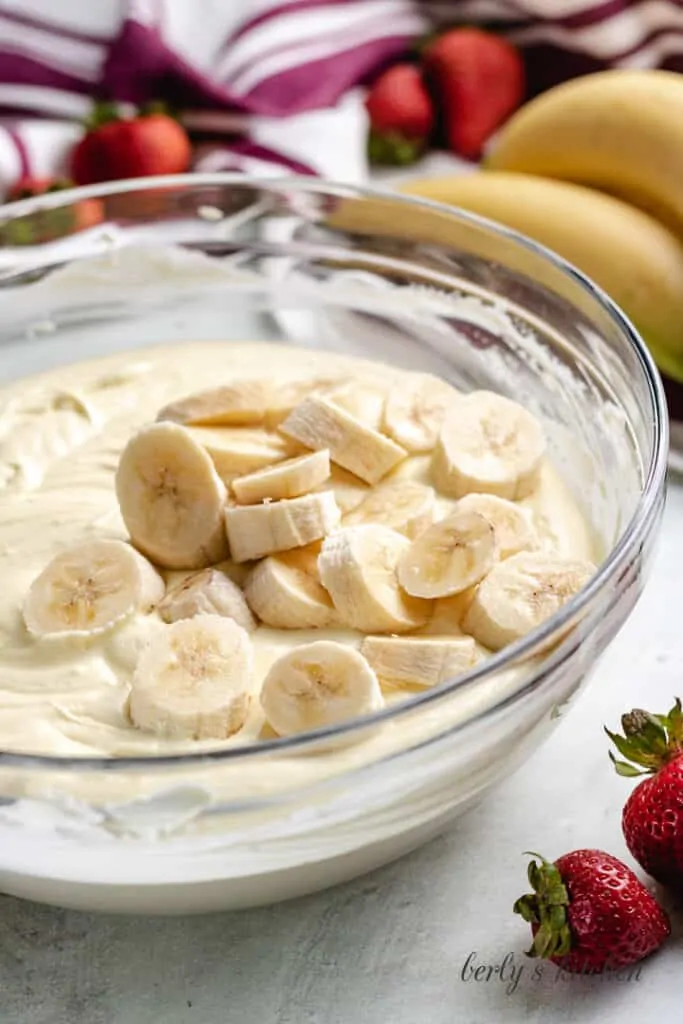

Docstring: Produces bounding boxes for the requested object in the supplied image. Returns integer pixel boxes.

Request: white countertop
[3,489,682,1022]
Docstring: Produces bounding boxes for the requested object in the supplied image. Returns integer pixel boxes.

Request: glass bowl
[0,175,667,915]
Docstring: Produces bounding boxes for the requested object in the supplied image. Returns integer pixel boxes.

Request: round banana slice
[225,491,341,563]
[463,551,596,651]
[158,567,256,632]
[23,539,164,638]
[156,379,271,427]
[398,510,497,599]
[244,555,335,629]
[324,465,370,514]
[455,492,537,559]
[115,422,229,570]
[318,525,432,633]
[232,449,330,504]
[127,615,254,740]
[383,373,461,452]
[360,635,479,689]
[344,480,435,538]
[432,390,546,500]
[260,640,384,737]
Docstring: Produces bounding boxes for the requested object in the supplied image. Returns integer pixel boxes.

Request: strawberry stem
[606,697,683,776]
[85,101,122,131]
[513,852,573,960]
[368,129,425,167]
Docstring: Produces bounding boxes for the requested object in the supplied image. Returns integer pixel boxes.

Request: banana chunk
[232,449,330,504]
[156,379,270,427]
[455,493,537,558]
[158,567,256,632]
[463,551,596,650]
[127,615,254,740]
[225,490,340,563]
[432,391,546,500]
[344,479,435,538]
[265,374,349,428]
[23,539,164,638]
[260,640,384,737]
[244,555,335,629]
[361,635,479,689]
[280,395,407,484]
[115,421,229,570]
[318,525,431,633]
[383,373,461,452]
[398,509,497,599]
[326,381,387,430]
[185,426,294,482]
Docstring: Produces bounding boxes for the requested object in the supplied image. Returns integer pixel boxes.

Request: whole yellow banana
[399,171,683,380]
[485,69,683,236]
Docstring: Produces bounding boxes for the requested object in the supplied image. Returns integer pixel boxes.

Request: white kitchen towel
[0,0,682,194]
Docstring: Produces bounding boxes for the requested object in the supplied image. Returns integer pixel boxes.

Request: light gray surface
[4,486,683,1023]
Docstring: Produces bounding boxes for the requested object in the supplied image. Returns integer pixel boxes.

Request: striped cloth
[0,0,681,192]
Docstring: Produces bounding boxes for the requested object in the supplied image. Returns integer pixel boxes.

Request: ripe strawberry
[422,28,525,160]
[71,102,191,185]
[607,698,683,888]
[1,176,103,244]
[514,850,670,973]
[365,64,435,166]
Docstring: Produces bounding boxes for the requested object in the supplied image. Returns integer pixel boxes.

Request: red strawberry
[607,698,683,888]
[422,28,525,160]
[514,850,670,973]
[1,176,103,244]
[365,64,435,166]
[71,102,191,185]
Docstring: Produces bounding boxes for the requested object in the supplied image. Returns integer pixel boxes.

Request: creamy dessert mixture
[0,342,597,757]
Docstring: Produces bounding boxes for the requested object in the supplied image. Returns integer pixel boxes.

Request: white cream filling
[0,341,596,760]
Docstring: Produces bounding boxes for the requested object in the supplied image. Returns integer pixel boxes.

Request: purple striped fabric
[0,0,682,185]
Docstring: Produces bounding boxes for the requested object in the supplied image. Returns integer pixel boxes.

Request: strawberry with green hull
[1,176,103,245]
[607,698,683,889]
[366,64,435,166]
[514,850,670,973]
[423,28,525,160]
[71,102,191,185]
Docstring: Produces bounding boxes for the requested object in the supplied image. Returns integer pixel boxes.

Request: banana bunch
[397,70,683,384]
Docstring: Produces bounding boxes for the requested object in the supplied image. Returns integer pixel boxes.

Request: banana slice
[23,539,164,638]
[158,567,256,632]
[185,427,295,482]
[455,492,537,558]
[156,379,270,426]
[344,480,435,538]
[260,640,384,737]
[232,449,330,504]
[463,551,596,651]
[360,635,479,689]
[244,555,335,629]
[127,615,254,740]
[324,465,370,514]
[326,381,387,430]
[265,374,349,428]
[432,391,546,500]
[115,421,229,569]
[317,525,432,633]
[383,373,461,452]
[225,490,340,563]
[280,395,407,484]
[398,509,497,599]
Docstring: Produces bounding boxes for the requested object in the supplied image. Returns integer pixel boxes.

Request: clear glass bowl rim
[0,173,669,771]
